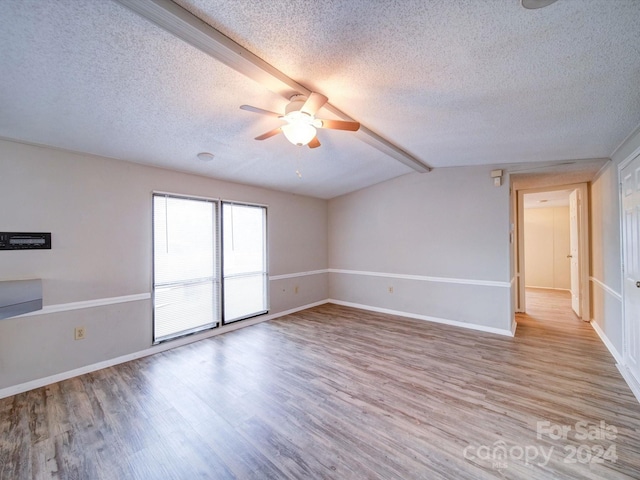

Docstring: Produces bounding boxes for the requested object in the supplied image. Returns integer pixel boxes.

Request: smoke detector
[521,0,559,9]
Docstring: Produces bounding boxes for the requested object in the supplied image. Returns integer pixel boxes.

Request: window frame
[151,192,269,344]
[221,200,270,325]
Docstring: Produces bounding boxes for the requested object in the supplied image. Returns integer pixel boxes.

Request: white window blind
[153,194,219,342]
[222,202,268,323]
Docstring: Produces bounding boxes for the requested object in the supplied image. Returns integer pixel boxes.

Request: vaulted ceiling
[1,0,639,198]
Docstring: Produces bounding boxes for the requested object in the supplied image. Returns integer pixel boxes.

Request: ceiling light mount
[285,95,307,115]
[197,152,215,162]
[521,0,559,9]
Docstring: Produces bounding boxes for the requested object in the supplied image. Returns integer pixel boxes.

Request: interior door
[569,189,581,316]
[622,154,640,382]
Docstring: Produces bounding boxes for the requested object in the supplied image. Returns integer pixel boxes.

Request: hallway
[521,288,584,327]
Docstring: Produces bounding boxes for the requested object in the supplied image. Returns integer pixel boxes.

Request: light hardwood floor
[1,289,640,479]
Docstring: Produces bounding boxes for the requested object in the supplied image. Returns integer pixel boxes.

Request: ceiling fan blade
[308,136,321,148]
[255,127,283,140]
[317,119,360,131]
[300,92,328,116]
[240,105,282,118]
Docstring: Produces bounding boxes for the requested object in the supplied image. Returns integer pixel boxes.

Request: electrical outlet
[388,286,394,293]
[294,285,299,294]
[74,327,86,340]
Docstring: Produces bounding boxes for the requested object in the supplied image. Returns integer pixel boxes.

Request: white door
[622,154,640,382]
[569,189,581,316]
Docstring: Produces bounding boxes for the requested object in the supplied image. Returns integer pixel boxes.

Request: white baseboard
[525,286,570,292]
[0,299,329,400]
[0,298,520,399]
[617,364,640,405]
[590,320,640,406]
[328,299,514,337]
[590,319,623,364]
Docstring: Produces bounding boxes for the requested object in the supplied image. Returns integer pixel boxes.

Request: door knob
[567,255,573,258]
[636,281,640,288]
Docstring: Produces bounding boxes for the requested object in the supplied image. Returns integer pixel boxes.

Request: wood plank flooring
[2,289,640,479]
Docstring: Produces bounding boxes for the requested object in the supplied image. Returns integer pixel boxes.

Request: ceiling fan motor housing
[285,95,308,115]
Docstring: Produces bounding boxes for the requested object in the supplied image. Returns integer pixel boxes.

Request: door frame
[514,183,590,319]
[619,145,640,374]
[569,189,581,316]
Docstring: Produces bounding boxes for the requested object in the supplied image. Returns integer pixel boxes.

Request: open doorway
[522,189,572,300]
[514,183,590,320]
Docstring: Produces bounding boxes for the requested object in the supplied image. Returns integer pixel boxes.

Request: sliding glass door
[152,195,268,341]
[222,202,268,323]
[153,194,219,342]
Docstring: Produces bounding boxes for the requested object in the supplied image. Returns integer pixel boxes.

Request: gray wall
[590,127,640,357]
[328,166,513,333]
[0,139,328,390]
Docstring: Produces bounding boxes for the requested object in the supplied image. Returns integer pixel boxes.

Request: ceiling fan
[240,92,360,148]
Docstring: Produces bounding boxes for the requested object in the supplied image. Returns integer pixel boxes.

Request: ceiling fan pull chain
[295,146,303,178]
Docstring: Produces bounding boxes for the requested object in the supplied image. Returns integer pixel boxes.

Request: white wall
[524,206,570,290]
[590,127,640,359]
[0,139,328,390]
[328,166,513,334]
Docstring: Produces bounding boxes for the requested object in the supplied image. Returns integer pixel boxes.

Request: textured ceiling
[1,0,639,198]
[509,157,608,190]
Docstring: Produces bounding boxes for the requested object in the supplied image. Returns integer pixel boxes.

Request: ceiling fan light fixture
[242,92,359,150]
[282,123,316,146]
